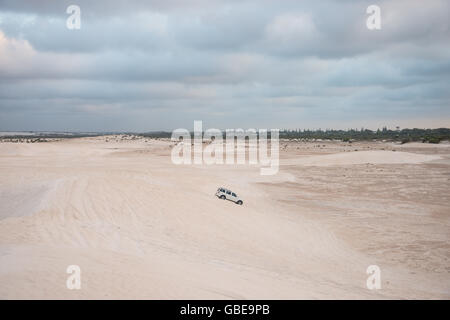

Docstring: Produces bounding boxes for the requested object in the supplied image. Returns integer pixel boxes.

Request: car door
[231,192,237,202]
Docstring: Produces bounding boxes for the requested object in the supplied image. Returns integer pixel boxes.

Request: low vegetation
[2,128,449,143]
[278,128,450,143]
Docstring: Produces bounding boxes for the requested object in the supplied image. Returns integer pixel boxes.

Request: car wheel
[220,195,225,199]
[237,200,243,205]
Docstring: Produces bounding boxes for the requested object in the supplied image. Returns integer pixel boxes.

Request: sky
[0,0,449,132]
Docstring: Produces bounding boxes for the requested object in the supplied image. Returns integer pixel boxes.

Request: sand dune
[0,138,449,299]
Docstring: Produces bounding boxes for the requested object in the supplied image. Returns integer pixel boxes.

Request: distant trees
[139,128,450,143]
[3,128,449,144]
[277,128,450,143]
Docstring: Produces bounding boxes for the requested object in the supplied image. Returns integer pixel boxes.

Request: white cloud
[266,13,317,44]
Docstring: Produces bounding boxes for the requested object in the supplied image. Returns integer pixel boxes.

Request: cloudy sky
[0,0,449,131]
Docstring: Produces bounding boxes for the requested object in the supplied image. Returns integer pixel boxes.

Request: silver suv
[215,188,243,205]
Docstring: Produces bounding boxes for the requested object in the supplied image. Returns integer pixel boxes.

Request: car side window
[220,189,225,192]
[232,193,236,197]
[226,191,231,195]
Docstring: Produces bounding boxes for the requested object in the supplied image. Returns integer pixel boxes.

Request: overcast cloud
[0,0,449,131]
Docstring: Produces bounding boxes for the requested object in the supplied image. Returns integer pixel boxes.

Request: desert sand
[0,137,449,299]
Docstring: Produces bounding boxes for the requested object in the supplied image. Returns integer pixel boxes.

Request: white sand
[0,138,449,299]
[281,150,441,166]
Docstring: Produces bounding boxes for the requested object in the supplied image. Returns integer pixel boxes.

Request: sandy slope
[0,137,449,299]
